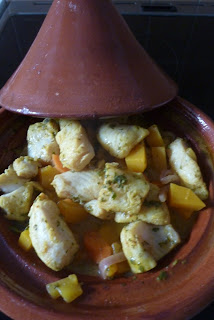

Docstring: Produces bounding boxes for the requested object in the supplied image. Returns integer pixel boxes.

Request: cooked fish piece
[52,170,104,203]
[136,222,181,261]
[13,156,40,179]
[115,202,170,225]
[120,221,157,273]
[168,138,208,200]
[115,183,170,225]
[0,183,34,221]
[97,122,149,158]
[120,221,180,273]
[29,193,79,271]
[98,163,150,215]
[138,202,170,225]
[0,165,29,193]
[134,183,170,225]
[27,119,59,163]
[84,200,114,220]
[56,120,95,171]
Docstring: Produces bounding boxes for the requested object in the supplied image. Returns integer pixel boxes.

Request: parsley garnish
[156,271,168,281]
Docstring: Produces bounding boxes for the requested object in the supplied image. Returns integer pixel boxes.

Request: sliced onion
[159,192,167,203]
[160,169,179,185]
[98,252,126,279]
[159,186,169,202]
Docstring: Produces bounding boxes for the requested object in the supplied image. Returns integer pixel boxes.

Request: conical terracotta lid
[0,0,177,118]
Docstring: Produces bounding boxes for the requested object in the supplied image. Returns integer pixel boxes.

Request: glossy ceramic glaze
[0,97,214,320]
[0,0,177,118]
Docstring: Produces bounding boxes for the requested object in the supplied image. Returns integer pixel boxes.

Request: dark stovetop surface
[0,8,214,320]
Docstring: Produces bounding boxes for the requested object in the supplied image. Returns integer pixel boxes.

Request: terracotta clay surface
[0,0,177,118]
[0,97,214,319]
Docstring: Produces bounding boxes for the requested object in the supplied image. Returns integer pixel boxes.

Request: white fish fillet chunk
[13,156,40,179]
[0,165,29,193]
[120,221,156,273]
[52,170,104,203]
[115,184,170,225]
[84,200,114,220]
[29,193,79,271]
[27,119,59,163]
[168,138,208,200]
[0,183,34,221]
[97,122,149,158]
[115,202,170,225]
[98,163,150,215]
[136,222,181,261]
[56,119,95,171]
[120,221,180,273]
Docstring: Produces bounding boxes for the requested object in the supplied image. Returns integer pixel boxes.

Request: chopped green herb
[181,259,187,265]
[158,238,170,248]
[112,192,117,199]
[152,227,159,232]
[113,175,128,188]
[171,259,179,267]
[156,271,168,281]
[144,201,161,208]
[121,282,127,287]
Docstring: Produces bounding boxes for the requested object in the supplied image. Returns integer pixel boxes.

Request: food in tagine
[0,117,208,302]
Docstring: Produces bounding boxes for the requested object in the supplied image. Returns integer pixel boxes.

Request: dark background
[0,10,214,320]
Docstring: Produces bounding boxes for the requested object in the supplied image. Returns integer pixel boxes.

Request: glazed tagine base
[0,97,214,320]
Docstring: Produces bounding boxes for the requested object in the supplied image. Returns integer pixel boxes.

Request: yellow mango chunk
[125,141,147,172]
[168,183,206,211]
[146,125,164,147]
[46,274,83,303]
[151,147,167,173]
[38,165,59,190]
[18,229,32,251]
[57,199,88,223]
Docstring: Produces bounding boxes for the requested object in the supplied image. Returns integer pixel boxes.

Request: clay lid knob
[0,0,178,118]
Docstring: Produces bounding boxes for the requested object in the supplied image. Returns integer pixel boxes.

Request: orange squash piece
[57,199,88,223]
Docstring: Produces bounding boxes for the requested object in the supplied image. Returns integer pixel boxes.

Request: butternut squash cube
[57,199,88,223]
[174,208,194,220]
[117,260,130,274]
[146,125,164,147]
[46,274,83,303]
[18,229,32,251]
[151,147,167,173]
[46,283,60,300]
[169,183,206,211]
[111,242,130,274]
[105,264,118,278]
[98,222,123,245]
[125,141,147,172]
[38,165,60,190]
